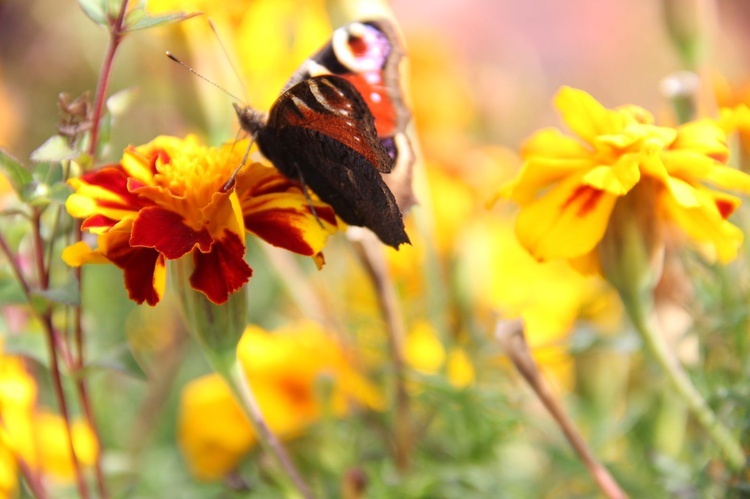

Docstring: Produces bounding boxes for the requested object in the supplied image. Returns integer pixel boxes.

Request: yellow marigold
[178,322,382,480]
[500,86,750,270]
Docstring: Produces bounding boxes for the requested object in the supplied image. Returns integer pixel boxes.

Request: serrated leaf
[78,0,108,26]
[30,136,78,163]
[107,87,140,118]
[125,11,202,32]
[0,149,32,194]
[79,345,148,381]
[32,279,81,308]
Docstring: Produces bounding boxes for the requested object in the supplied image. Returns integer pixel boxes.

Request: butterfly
[234,19,414,249]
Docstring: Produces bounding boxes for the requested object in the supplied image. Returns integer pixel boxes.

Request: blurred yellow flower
[458,216,622,388]
[0,341,98,494]
[404,321,475,388]
[178,321,383,480]
[501,86,750,270]
[149,0,331,111]
[32,412,99,482]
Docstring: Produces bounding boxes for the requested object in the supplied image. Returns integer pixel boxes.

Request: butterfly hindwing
[256,75,410,248]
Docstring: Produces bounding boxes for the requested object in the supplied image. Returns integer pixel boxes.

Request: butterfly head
[233,103,268,136]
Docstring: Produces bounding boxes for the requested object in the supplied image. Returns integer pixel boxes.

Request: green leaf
[30,136,78,163]
[0,149,32,194]
[78,0,108,27]
[125,11,202,32]
[32,279,81,308]
[2,331,49,369]
[0,274,27,305]
[79,345,148,381]
[47,182,75,205]
[107,87,140,118]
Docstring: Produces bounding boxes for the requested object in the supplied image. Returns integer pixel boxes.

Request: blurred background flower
[178,321,382,481]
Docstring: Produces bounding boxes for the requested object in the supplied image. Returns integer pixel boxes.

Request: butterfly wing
[285,20,416,211]
[257,75,409,248]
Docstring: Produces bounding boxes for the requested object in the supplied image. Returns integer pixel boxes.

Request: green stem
[208,353,314,499]
[623,295,746,470]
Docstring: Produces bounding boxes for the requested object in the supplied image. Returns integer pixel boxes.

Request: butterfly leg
[292,161,326,230]
[222,132,257,193]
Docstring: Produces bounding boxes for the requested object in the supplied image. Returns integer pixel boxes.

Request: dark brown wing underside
[258,76,409,248]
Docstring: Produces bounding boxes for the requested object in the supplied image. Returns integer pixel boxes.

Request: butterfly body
[235,20,413,249]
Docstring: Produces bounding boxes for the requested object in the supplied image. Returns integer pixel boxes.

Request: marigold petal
[520,127,592,160]
[93,220,166,305]
[131,207,213,259]
[671,120,729,162]
[61,241,109,266]
[189,230,252,304]
[703,164,750,194]
[554,87,633,143]
[662,185,743,263]
[245,201,337,256]
[582,153,641,195]
[238,165,337,255]
[516,172,617,260]
[66,166,146,221]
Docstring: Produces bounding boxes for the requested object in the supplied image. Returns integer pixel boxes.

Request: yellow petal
[516,172,617,260]
[446,349,475,388]
[581,153,641,195]
[32,413,99,481]
[554,87,631,143]
[404,322,445,374]
[672,119,729,162]
[61,241,108,267]
[662,184,744,263]
[178,374,255,480]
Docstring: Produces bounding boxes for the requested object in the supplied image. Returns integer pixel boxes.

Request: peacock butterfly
[234,19,413,249]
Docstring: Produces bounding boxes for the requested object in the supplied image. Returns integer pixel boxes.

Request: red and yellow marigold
[63,135,336,305]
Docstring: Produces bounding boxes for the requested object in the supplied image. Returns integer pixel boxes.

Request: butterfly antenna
[166,51,244,103]
[208,19,249,102]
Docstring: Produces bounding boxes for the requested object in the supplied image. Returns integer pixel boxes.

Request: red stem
[87,1,130,158]
[74,3,131,496]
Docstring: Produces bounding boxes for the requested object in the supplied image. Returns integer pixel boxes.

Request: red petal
[102,228,165,305]
[189,231,252,304]
[131,207,213,259]
[81,165,149,212]
[245,206,335,255]
[81,214,119,231]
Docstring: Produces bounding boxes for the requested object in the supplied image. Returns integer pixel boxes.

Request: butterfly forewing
[267,76,393,173]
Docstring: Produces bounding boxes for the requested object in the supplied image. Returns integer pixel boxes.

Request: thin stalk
[87,0,129,158]
[28,210,90,498]
[495,319,627,499]
[42,314,90,499]
[351,230,411,472]
[209,352,315,499]
[623,296,746,470]
[71,2,132,495]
